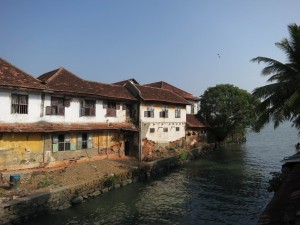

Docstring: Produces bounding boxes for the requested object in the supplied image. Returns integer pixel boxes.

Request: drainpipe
[139,119,142,162]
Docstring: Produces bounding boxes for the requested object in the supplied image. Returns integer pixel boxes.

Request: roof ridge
[137,84,190,104]
[0,57,45,86]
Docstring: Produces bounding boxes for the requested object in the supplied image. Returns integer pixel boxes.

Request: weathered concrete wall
[0,133,44,170]
[0,145,214,225]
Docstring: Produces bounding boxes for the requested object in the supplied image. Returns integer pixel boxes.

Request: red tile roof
[135,85,190,105]
[0,58,45,90]
[38,68,137,101]
[144,81,200,101]
[186,114,209,128]
[0,122,138,133]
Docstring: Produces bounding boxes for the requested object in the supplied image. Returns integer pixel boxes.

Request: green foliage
[267,172,283,192]
[251,23,300,131]
[0,188,5,197]
[104,175,116,188]
[199,84,259,142]
[179,150,189,161]
[38,176,54,188]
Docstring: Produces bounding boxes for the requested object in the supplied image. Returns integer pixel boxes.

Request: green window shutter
[77,134,82,150]
[70,143,76,150]
[87,133,93,149]
[52,143,58,152]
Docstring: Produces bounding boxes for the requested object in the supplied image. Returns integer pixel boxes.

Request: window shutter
[52,134,58,152]
[52,143,58,152]
[91,108,96,116]
[77,134,82,150]
[122,104,126,110]
[45,106,51,115]
[150,111,154,118]
[87,133,93,148]
[80,108,85,116]
[58,106,65,115]
[116,103,121,110]
[159,111,162,118]
[64,98,71,107]
[103,101,107,109]
[70,143,76,150]
[165,111,168,118]
[144,111,148,117]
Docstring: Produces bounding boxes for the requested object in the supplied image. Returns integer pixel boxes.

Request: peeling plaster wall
[44,131,137,163]
[140,103,186,144]
[0,133,44,170]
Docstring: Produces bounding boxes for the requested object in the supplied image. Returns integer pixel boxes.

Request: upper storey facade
[0,58,137,125]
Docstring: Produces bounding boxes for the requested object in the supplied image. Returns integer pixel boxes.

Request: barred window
[46,97,66,116]
[11,94,28,114]
[52,134,70,152]
[144,104,154,118]
[103,101,117,117]
[160,105,168,118]
[80,99,96,116]
[175,106,181,118]
[77,133,93,149]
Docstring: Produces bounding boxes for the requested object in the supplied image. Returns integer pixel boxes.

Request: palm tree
[251,23,300,131]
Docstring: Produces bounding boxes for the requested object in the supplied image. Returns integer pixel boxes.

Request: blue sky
[1,1,300,96]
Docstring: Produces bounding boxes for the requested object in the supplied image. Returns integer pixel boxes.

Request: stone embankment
[0,145,214,225]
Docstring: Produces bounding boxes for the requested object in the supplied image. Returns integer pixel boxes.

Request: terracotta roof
[186,114,209,128]
[113,78,140,86]
[38,68,137,101]
[0,58,45,90]
[135,85,190,105]
[0,122,138,133]
[144,81,200,101]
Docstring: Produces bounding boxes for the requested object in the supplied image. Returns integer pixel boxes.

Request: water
[23,123,299,225]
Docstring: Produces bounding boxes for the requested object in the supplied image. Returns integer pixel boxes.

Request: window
[46,97,66,115]
[160,105,168,118]
[191,104,195,114]
[52,134,70,152]
[163,127,168,132]
[104,101,117,117]
[144,105,154,118]
[80,99,96,116]
[150,128,155,133]
[175,106,181,118]
[77,133,93,149]
[11,94,28,114]
[176,127,180,131]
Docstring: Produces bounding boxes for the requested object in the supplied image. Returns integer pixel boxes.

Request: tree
[199,84,259,142]
[251,23,300,131]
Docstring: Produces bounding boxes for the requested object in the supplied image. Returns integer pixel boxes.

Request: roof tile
[144,81,200,101]
[0,58,45,90]
[38,68,137,101]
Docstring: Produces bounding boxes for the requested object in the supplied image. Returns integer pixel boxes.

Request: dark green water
[23,123,299,225]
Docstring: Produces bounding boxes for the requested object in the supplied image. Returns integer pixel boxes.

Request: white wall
[42,95,128,123]
[186,100,200,114]
[140,103,186,143]
[0,91,131,124]
[0,90,42,123]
